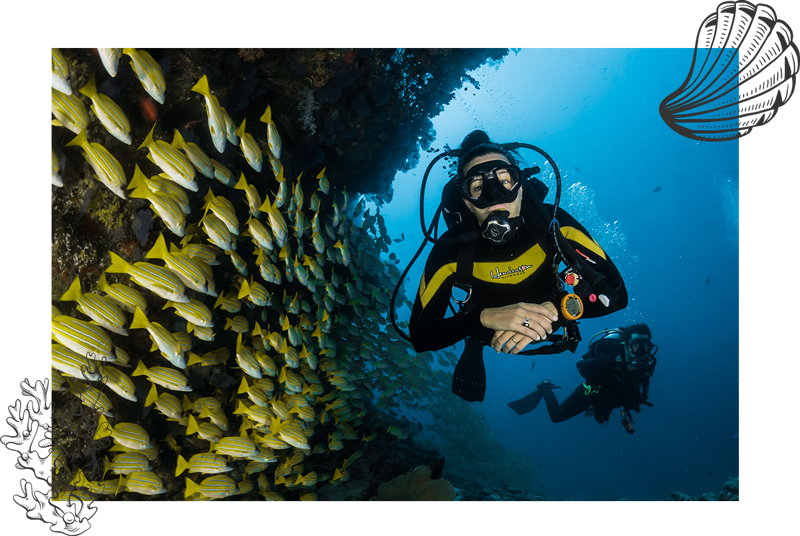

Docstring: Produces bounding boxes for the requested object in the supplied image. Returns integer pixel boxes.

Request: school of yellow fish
[51,48,537,500]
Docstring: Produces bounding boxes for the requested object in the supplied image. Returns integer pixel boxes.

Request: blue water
[381,49,738,500]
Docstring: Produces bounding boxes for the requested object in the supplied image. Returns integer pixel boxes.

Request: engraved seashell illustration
[660,1,799,141]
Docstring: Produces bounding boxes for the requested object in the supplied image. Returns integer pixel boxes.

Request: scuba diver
[508,324,656,434]
[402,130,628,402]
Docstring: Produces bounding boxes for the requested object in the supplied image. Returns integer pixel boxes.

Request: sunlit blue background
[382,49,738,500]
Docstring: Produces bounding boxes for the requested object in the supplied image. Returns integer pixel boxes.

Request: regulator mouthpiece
[480,210,517,245]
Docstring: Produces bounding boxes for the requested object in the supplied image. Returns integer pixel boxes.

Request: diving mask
[459,160,522,209]
[628,337,654,357]
[626,336,657,374]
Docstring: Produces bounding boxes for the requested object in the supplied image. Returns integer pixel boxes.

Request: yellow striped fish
[316,167,330,195]
[188,322,216,342]
[221,107,239,145]
[52,343,102,381]
[175,242,220,266]
[52,48,71,93]
[97,364,137,402]
[274,166,288,208]
[103,452,152,478]
[78,76,131,144]
[234,334,260,377]
[235,479,254,496]
[190,75,226,154]
[289,403,316,423]
[295,472,318,487]
[334,239,351,267]
[51,88,88,134]
[233,399,271,426]
[60,277,128,336]
[144,384,184,421]
[96,273,148,314]
[106,251,189,303]
[70,469,120,495]
[130,308,185,368]
[122,48,165,104]
[210,158,235,186]
[275,419,309,449]
[186,347,230,367]
[234,173,262,217]
[227,249,249,276]
[245,217,274,252]
[237,278,269,307]
[200,212,235,252]
[52,148,64,187]
[118,471,166,496]
[234,119,262,172]
[332,468,349,482]
[94,415,152,450]
[172,129,214,178]
[225,315,249,334]
[129,169,191,214]
[237,377,270,407]
[98,48,122,77]
[66,380,115,417]
[52,315,116,363]
[146,234,213,295]
[176,453,231,476]
[128,174,186,238]
[260,491,285,500]
[255,351,278,378]
[259,104,282,159]
[65,130,127,199]
[211,435,259,458]
[279,366,303,394]
[185,475,237,499]
[203,191,240,235]
[138,124,196,191]
[213,290,241,314]
[186,415,224,443]
[163,299,213,328]
[255,250,281,285]
[258,196,288,248]
[133,360,192,392]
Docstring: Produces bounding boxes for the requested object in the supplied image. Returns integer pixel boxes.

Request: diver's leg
[542,384,591,423]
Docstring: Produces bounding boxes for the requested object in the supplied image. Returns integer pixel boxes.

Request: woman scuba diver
[404,130,628,401]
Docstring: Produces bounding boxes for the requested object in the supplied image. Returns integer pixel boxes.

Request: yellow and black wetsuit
[408,205,628,353]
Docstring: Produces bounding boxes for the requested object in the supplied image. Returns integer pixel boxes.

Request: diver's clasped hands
[480,302,559,354]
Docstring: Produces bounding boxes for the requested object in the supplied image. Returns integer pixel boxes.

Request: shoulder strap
[452,237,476,307]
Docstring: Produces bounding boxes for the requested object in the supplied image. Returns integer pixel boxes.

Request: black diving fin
[507,381,561,415]
[452,337,486,402]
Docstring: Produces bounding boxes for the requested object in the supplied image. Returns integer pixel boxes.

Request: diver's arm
[484,301,559,353]
[409,295,490,352]
[555,209,628,317]
[408,246,494,352]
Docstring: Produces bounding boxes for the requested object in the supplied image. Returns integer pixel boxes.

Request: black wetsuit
[542,337,655,424]
[408,204,628,352]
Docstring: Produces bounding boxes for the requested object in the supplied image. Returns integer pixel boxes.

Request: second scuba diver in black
[407,130,628,401]
[509,324,657,434]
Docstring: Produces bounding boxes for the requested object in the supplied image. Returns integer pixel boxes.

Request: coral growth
[376,465,456,501]
[238,49,265,62]
[297,87,320,135]
[669,476,739,501]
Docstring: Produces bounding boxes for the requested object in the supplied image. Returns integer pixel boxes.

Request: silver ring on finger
[522,317,531,329]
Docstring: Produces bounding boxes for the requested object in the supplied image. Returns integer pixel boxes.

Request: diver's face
[461,153,522,226]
